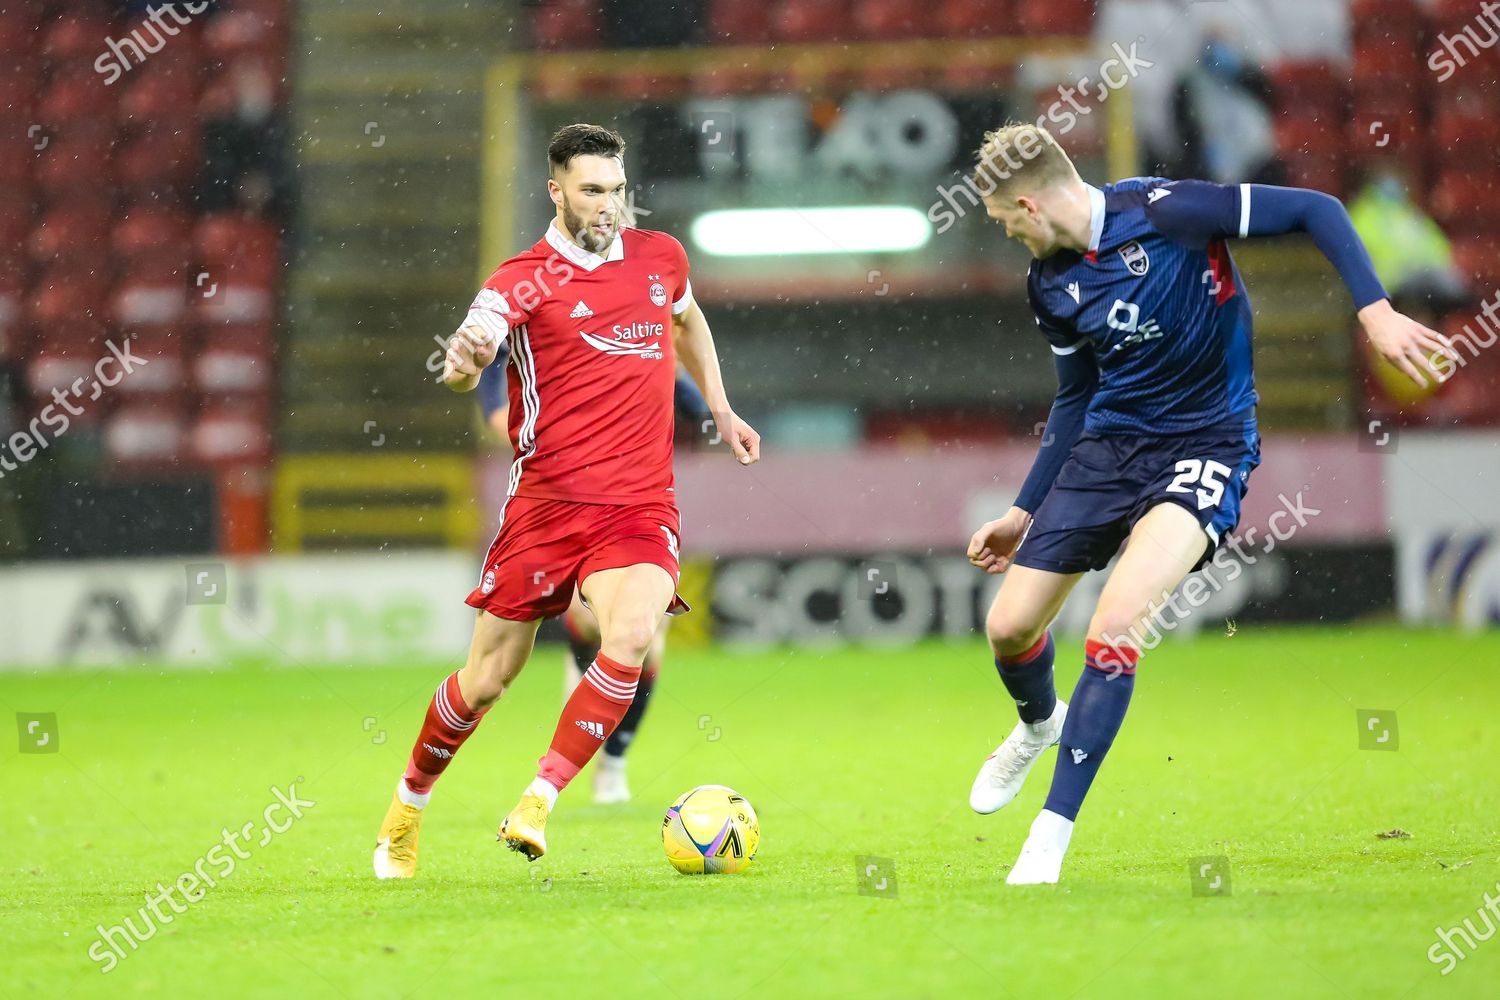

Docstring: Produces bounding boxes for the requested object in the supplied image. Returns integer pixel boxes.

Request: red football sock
[536,652,641,792]
[401,672,487,797]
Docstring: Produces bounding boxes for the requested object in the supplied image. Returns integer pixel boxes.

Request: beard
[563,197,617,254]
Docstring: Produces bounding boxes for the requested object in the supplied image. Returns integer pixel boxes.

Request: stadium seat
[1451,234,1500,288]
[1268,62,1347,122]
[195,213,282,286]
[531,0,601,50]
[1016,0,1094,36]
[29,203,114,265]
[853,0,920,40]
[938,0,1013,38]
[1349,0,1423,43]
[27,265,114,335]
[113,264,189,328]
[106,403,189,466]
[107,326,189,396]
[117,125,203,194]
[119,69,201,132]
[40,14,113,64]
[1430,169,1500,235]
[772,0,851,43]
[194,323,276,395]
[26,352,106,403]
[707,0,773,44]
[190,402,273,466]
[36,73,118,127]
[112,209,194,269]
[204,6,289,70]
[34,129,119,198]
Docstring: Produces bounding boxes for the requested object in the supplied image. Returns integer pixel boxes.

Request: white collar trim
[1086,184,1106,253]
[545,221,624,271]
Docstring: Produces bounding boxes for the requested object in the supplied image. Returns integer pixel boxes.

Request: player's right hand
[441,327,499,392]
[968,507,1032,575]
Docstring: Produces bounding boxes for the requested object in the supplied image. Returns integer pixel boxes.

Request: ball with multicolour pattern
[661,784,759,874]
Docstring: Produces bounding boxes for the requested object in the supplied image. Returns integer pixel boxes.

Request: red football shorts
[466,495,689,622]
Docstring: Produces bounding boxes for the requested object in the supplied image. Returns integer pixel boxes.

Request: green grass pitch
[4,626,1498,998]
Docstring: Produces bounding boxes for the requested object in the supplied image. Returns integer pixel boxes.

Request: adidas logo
[422,742,453,760]
[1071,748,1089,764]
[569,301,594,319]
[575,720,605,740]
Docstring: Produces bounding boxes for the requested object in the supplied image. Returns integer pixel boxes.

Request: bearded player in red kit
[373,123,760,877]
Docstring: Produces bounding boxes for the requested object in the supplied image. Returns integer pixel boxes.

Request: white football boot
[970,701,1068,814]
[1006,809,1074,885]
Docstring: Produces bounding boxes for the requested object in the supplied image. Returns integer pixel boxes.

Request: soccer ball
[661,784,759,874]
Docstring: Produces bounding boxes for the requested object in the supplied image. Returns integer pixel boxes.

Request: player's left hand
[721,410,761,465]
[1358,299,1460,388]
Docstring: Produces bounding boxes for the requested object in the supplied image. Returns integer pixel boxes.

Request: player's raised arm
[1148,180,1459,386]
[671,296,760,466]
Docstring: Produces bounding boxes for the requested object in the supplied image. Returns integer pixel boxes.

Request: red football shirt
[460,223,694,504]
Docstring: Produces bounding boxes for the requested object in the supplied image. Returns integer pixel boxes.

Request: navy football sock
[1042,639,1139,821]
[995,632,1058,724]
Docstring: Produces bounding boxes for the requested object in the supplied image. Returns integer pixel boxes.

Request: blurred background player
[474,354,714,803]
[374,123,759,877]
[962,123,1456,886]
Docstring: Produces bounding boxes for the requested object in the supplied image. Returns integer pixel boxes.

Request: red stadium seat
[772,0,851,43]
[112,209,193,267]
[37,73,118,127]
[29,203,115,265]
[195,213,282,286]
[939,0,1014,38]
[110,326,190,395]
[854,0,920,40]
[26,353,107,403]
[194,322,276,395]
[1433,101,1500,168]
[1349,0,1423,44]
[34,128,119,198]
[204,7,289,69]
[1430,169,1500,235]
[1450,234,1500,288]
[0,190,33,257]
[1016,0,1094,36]
[41,14,114,64]
[531,0,601,51]
[119,69,201,131]
[113,264,189,328]
[708,0,773,44]
[28,265,114,334]
[1268,62,1347,121]
[0,8,39,60]
[106,403,189,466]
[191,403,273,466]
[117,125,202,194]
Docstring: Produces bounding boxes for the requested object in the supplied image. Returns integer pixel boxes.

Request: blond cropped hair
[971,123,1079,199]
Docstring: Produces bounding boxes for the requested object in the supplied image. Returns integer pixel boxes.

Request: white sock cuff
[398,780,431,809]
[527,777,560,809]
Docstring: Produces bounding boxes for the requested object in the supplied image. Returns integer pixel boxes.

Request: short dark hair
[548,123,626,176]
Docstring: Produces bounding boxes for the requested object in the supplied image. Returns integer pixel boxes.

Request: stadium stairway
[274,0,513,550]
[284,0,510,455]
[1232,241,1357,431]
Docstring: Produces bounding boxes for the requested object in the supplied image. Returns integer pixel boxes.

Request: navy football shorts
[1013,413,1261,575]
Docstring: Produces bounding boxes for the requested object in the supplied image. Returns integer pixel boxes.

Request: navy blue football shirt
[1027,177,1259,436]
